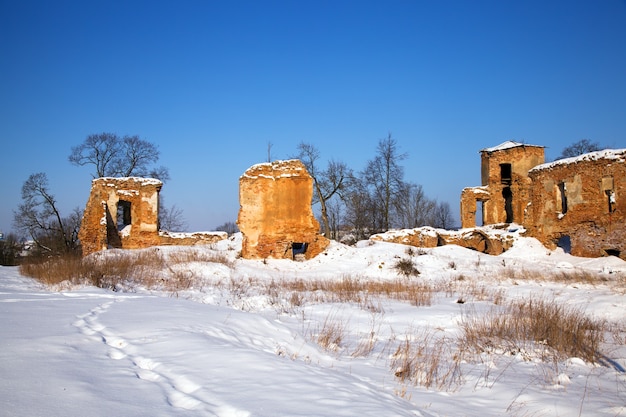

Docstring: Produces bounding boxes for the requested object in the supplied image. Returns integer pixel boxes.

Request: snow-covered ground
[1,229,625,416]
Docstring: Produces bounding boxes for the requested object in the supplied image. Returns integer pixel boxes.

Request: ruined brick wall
[79,177,162,256]
[526,150,626,260]
[480,143,544,225]
[460,186,490,228]
[237,160,329,259]
[371,226,516,255]
[460,142,544,228]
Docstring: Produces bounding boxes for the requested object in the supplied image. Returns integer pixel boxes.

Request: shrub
[393,258,420,278]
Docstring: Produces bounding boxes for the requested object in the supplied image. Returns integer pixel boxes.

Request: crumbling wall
[526,150,626,259]
[79,177,163,256]
[460,186,490,228]
[371,226,516,255]
[237,160,329,259]
[460,141,544,228]
[79,177,227,256]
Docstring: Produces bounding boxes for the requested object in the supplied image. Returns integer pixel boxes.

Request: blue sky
[1,0,625,234]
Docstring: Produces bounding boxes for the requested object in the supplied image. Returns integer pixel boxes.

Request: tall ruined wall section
[79,177,162,256]
[460,142,544,228]
[238,160,329,259]
[527,150,626,259]
[480,144,544,225]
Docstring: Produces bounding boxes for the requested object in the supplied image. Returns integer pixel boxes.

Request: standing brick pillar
[237,160,329,260]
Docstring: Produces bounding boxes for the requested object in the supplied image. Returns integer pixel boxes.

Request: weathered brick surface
[79,177,226,256]
[526,150,626,259]
[460,143,626,260]
[371,226,515,255]
[158,231,228,247]
[79,177,163,256]
[461,142,544,228]
[237,160,329,259]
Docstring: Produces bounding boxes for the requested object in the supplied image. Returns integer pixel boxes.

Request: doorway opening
[502,187,513,223]
[557,235,571,254]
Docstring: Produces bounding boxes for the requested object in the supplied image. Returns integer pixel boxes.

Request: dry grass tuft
[314,311,348,352]
[461,297,606,363]
[390,328,462,390]
[19,255,85,286]
[20,246,232,291]
[501,267,615,286]
[279,276,433,307]
[167,248,233,268]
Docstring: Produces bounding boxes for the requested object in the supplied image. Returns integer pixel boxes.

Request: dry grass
[500,267,615,286]
[314,311,348,352]
[19,247,233,291]
[461,297,606,363]
[276,276,434,307]
[20,247,621,397]
[389,328,462,390]
[393,257,420,278]
[19,255,86,286]
[167,248,233,268]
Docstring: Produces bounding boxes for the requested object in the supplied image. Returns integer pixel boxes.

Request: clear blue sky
[1,0,625,234]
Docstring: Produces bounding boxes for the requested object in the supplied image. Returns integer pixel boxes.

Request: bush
[393,258,420,278]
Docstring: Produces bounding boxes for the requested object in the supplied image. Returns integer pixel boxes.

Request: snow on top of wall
[117,190,140,197]
[480,141,543,153]
[94,177,163,186]
[241,159,308,180]
[462,185,490,195]
[530,148,626,172]
[159,231,228,239]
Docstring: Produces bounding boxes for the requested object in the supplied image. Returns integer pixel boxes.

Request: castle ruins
[78,177,226,256]
[460,141,625,260]
[78,144,624,261]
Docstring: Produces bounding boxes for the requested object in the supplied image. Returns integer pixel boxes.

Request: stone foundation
[371,225,516,255]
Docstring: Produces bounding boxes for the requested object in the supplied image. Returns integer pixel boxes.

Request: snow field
[1,230,625,416]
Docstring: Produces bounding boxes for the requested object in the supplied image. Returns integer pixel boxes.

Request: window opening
[604,249,620,257]
[500,163,512,184]
[476,200,484,226]
[502,187,513,223]
[117,200,132,231]
[292,242,308,261]
[557,182,568,214]
[605,190,615,213]
[557,235,571,254]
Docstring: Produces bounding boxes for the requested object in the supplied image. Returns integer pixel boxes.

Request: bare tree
[71,132,184,231]
[0,233,21,266]
[158,197,187,232]
[343,182,376,240]
[362,134,407,232]
[431,201,455,229]
[215,221,239,236]
[13,173,81,254]
[324,198,344,240]
[267,141,273,162]
[295,142,352,238]
[69,132,169,180]
[394,183,437,229]
[557,139,601,160]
